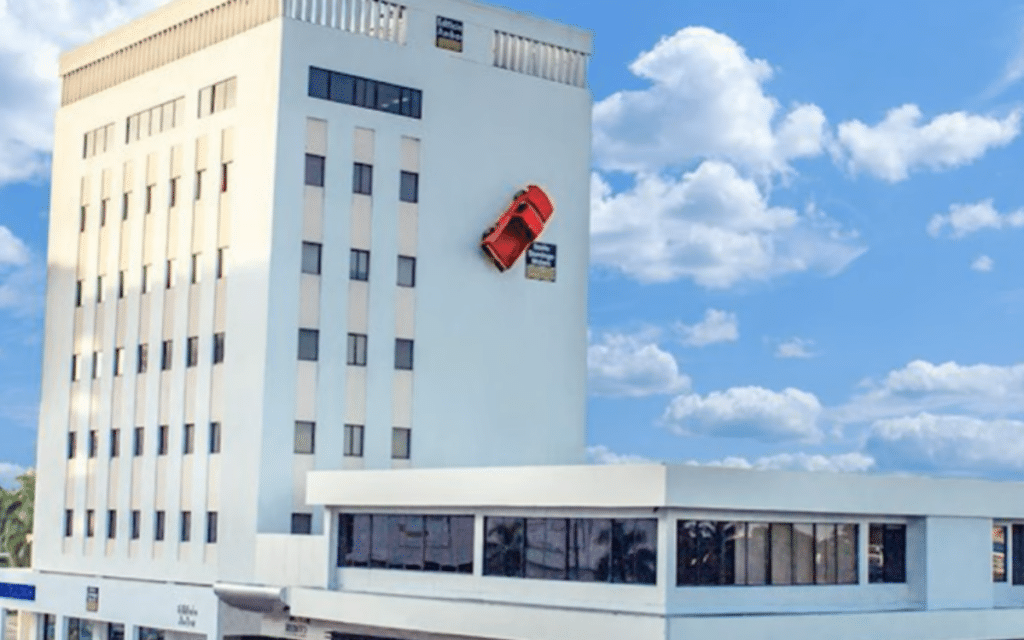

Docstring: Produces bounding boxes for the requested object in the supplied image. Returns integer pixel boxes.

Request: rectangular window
[86,509,95,537]
[190,253,200,284]
[157,425,168,455]
[183,423,195,454]
[1014,525,1024,584]
[180,511,191,542]
[294,421,315,454]
[75,279,83,306]
[347,333,367,366]
[338,513,474,572]
[292,513,313,535]
[186,336,199,367]
[133,427,144,456]
[195,170,203,201]
[309,67,422,119]
[302,242,322,275]
[209,421,221,454]
[221,162,229,192]
[305,154,326,187]
[71,354,80,381]
[397,256,416,287]
[117,270,125,298]
[131,510,140,539]
[154,510,165,541]
[145,184,153,214]
[67,432,76,459]
[107,509,117,539]
[169,177,178,208]
[65,509,74,537]
[161,340,173,370]
[395,338,414,370]
[206,511,218,543]
[353,162,373,195]
[216,248,225,279]
[91,351,101,379]
[110,428,120,457]
[137,343,148,373]
[96,276,104,303]
[344,424,364,457]
[100,198,109,226]
[141,264,150,294]
[88,430,97,458]
[165,259,175,288]
[868,523,906,583]
[213,332,225,364]
[298,329,319,361]
[350,249,370,281]
[80,205,87,232]
[122,192,130,220]
[995,525,1008,582]
[114,347,125,376]
[399,171,419,203]
[391,427,411,459]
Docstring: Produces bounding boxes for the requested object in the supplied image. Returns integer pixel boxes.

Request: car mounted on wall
[480,185,554,272]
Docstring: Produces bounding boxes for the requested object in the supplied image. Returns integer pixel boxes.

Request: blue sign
[0,582,36,601]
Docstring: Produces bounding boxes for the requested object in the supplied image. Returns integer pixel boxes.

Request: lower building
[6,464,1024,640]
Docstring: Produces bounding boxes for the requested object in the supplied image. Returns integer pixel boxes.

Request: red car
[480,185,554,271]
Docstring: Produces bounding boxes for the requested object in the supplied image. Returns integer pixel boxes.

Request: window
[395,339,414,370]
[294,421,315,454]
[995,525,1008,582]
[91,351,102,379]
[198,77,237,117]
[67,432,76,459]
[108,623,124,640]
[122,192,130,220]
[161,340,173,370]
[676,521,857,586]
[133,427,144,456]
[141,265,150,294]
[114,347,125,376]
[292,513,313,535]
[347,333,367,366]
[137,343,148,373]
[216,248,226,279]
[221,162,230,193]
[183,423,195,454]
[868,523,906,584]
[155,511,165,541]
[190,253,200,284]
[131,510,140,539]
[305,154,326,187]
[209,422,221,454]
[195,170,203,201]
[397,256,416,287]
[100,198,109,226]
[165,259,175,288]
[308,67,423,119]
[391,427,411,459]
[298,329,319,361]
[80,205,87,232]
[213,332,225,364]
[71,354,80,381]
[157,425,168,455]
[65,509,74,537]
[169,177,178,208]
[86,510,95,538]
[145,184,153,214]
[88,430,97,458]
[302,242,322,275]
[75,280,83,306]
[96,276,104,303]
[344,424,364,457]
[107,510,117,539]
[206,511,218,543]
[118,270,125,298]
[338,514,474,572]
[186,336,199,367]
[1014,525,1024,585]
[399,171,419,203]
[110,428,120,457]
[350,249,369,281]
[180,511,191,542]
[353,163,373,195]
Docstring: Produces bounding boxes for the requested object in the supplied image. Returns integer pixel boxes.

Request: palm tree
[0,470,34,567]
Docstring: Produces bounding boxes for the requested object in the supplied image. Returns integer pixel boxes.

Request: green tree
[0,470,34,567]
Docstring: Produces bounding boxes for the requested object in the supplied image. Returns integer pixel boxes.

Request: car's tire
[513,190,526,201]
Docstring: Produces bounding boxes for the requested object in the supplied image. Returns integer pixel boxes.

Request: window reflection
[309,67,422,119]
[338,514,472,574]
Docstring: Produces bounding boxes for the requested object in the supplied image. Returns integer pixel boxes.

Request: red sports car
[480,185,554,271]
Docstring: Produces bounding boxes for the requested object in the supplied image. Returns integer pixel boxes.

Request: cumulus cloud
[972,255,994,272]
[867,413,1024,476]
[688,452,874,473]
[0,461,27,489]
[663,385,823,443]
[835,105,1021,182]
[926,199,1024,239]
[586,445,655,465]
[0,226,43,316]
[675,309,738,347]
[587,330,690,397]
[590,163,865,287]
[775,337,815,359]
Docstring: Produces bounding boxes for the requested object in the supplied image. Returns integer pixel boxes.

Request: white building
[5,0,1024,639]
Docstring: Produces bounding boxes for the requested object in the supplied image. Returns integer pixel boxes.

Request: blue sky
[3,0,1024,484]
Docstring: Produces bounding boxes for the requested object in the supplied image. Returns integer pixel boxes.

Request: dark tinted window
[399,171,418,203]
[377,83,402,113]
[485,516,525,577]
[308,66,422,120]
[329,72,355,103]
[388,515,425,570]
[305,154,325,187]
[868,523,906,583]
[308,67,329,98]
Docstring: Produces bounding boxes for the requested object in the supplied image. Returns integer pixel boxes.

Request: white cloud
[590,163,865,287]
[0,0,163,184]
[775,337,815,359]
[926,199,1024,239]
[984,26,1024,98]
[835,104,1021,182]
[0,461,26,489]
[586,445,655,465]
[675,309,738,347]
[689,452,874,473]
[0,226,42,316]
[587,330,691,397]
[0,227,29,265]
[972,255,994,272]
[867,413,1024,475]
[592,27,826,177]
[663,385,823,443]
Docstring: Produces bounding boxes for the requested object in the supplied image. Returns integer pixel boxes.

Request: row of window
[79,162,231,231]
[68,422,221,459]
[294,422,408,459]
[300,244,415,287]
[76,250,228,306]
[296,330,413,369]
[71,334,225,381]
[304,154,419,203]
[64,508,217,543]
[308,67,423,119]
[337,514,474,572]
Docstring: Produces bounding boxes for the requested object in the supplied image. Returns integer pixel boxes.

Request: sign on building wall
[525,243,556,282]
[436,16,463,52]
[0,582,35,601]
[85,586,99,612]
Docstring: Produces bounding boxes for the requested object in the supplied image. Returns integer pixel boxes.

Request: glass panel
[425,515,454,571]
[305,154,325,187]
[525,518,567,580]
[793,523,815,584]
[298,329,319,360]
[397,256,415,287]
[770,523,793,585]
[883,525,906,583]
[868,523,884,583]
[570,518,611,582]
[309,68,330,98]
[388,515,424,570]
[302,242,322,274]
[815,524,837,584]
[994,526,1008,582]
[746,522,768,585]
[1013,525,1024,584]
[837,524,858,584]
[369,514,389,567]
[410,89,422,118]
[613,519,657,584]
[400,171,418,203]
[484,516,524,577]
[377,83,402,113]
[452,515,474,573]
[343,514,370,566]
[330,72,355,104]
[676,520,699,585]
[354,78,368,107]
